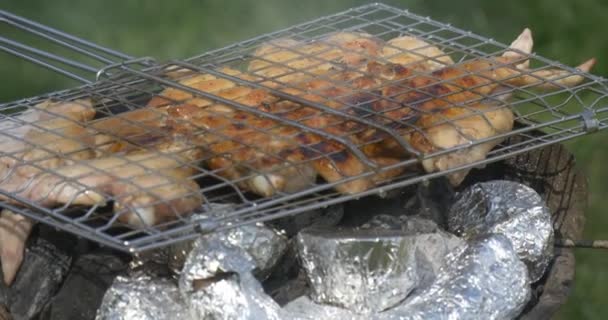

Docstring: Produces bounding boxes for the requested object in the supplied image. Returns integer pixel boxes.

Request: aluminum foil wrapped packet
[179,222,288,293]
[179,223,287,319]
[283,296,361,320]
[296,222,464,314]
[135,205,289,277]
[287,234,530,320]
[95,275,190,320]
[447,180,554,281]
[382,234,531,320]
[187,272,282,320]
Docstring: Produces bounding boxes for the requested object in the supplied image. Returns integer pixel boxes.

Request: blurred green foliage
[1,1,607,318]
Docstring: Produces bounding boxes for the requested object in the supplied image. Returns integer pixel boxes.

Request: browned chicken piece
[381,35,455,69]
[122,33,429,195]
[0,99,96,285]
[0,100,97,206]
[392,34,595,185]
[0,100,206,285]
[0,99,96,170]
[82,30,594,197]
[248,32,384,87]
[6,140,203,226]
[0,209,32,285]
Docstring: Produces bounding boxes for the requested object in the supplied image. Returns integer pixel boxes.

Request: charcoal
[268,204,344,237]
[0,276,6,307]
[341,193,406,227]
[167,240,196,275]
[262,238,309,306]
[7,238,71,320]
[403,178,455,228]
[39,253,127,320]
[360,214,440,233]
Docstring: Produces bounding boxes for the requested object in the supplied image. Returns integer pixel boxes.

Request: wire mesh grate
[0,3,607,252]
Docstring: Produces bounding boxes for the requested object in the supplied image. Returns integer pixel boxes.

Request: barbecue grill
[0,2,605,255]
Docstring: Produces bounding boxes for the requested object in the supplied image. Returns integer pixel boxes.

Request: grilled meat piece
[248,32,384,87]
[147,30,593,195]
[0,101,203,285]
[0,209,33,285]
[89,29,594,197]
[7,140,203,226]
[0,99,96,285]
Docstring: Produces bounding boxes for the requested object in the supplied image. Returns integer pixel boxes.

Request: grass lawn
[1,1,607,318]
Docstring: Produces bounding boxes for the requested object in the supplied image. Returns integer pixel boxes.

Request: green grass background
[1,1,607,318]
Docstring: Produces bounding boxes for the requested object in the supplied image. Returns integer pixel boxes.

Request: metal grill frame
[0,3,607,253]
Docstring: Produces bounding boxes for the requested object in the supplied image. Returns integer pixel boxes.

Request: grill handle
[0,10,155,84]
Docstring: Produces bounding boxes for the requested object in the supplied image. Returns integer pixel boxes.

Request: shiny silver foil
[447,180,554,281]
[283,296,361,320]
[178,223,287,319]
[179,223,288,294]
[95,275,190,320]
[168,204,243,274]
[286,234,530,320]
[187,272,282,320]
[296,225,464,314]
[382,234,531,320]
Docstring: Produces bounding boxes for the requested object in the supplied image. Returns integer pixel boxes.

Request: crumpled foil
[283,234,531,320]
[187,272,282,320]
[95,275,190,320]
[382,234,531,320]
[447,180,554,281]
[287,235,530,320]
[283,296,361,320]
[177,223,288,319]
[133,206,289,278]
[97,187,538,320]
[170,204,244,274]
[179,223,288,294]
[296,222,464,314]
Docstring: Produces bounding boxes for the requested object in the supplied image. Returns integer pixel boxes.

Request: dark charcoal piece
[262,239,309,306]
[266,273,309,307]
[38,252,127,320]
[267,204,344,237]
[341,189,411,227]
[0,274,7,307]
[7,238,71,320]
